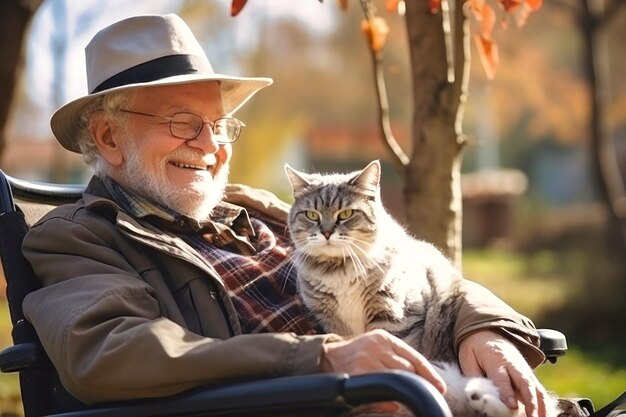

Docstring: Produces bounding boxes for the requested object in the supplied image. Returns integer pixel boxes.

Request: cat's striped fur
[286,160,463,362]
[285,160,557,417]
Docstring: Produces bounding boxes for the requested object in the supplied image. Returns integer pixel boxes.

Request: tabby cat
[285,160,557,417]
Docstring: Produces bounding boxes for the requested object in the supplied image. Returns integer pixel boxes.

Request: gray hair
[76,90,135,177]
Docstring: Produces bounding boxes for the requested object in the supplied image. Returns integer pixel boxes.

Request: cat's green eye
[337,209,353,220]
[305,210,320,221]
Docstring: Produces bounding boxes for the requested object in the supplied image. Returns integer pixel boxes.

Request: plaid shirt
[104,178,317,336]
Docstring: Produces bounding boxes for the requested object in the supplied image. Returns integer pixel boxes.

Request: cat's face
[285,161,382,258]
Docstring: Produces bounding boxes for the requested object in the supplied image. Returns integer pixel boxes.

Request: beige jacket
[22,177,544,404]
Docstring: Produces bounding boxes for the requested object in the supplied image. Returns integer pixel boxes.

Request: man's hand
[458,330,549,417]
[320,329,446,394]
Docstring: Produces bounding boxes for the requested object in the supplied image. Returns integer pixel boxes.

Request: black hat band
[91,54,210,94]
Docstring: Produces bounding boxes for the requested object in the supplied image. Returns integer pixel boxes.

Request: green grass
[464,249,626,408]
[536,348,626,409]
[463,249,576,319]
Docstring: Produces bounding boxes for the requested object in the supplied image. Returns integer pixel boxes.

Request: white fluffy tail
[433,362,523,417]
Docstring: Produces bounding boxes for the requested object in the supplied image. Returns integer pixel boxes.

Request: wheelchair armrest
[44,372,451,417]
[537,328,568,363]
[0,342,42,372]
[4,173,84,206]
[344,371,450,417]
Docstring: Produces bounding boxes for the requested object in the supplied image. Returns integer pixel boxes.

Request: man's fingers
[323,330,448,394]
[489,366,518,409]
[381,354,415,372]
[458,346,484,377]
[535,386,549,417]
[389,338,447,393]
[459,331,552,417]
[507,366,540,417]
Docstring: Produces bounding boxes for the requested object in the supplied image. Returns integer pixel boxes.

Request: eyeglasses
[118,109,245,143]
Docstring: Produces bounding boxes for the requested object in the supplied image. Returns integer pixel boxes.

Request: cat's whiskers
[281,242,317,294]
[280,256,302,294]
[345,238,386,275]
[345,245,369,282]
[277,254,299,295]
[340,246,366,282]
[342,235,376,253]
[341,246,348,271]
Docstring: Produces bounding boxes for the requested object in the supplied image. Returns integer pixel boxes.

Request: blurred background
[0,0,625,415]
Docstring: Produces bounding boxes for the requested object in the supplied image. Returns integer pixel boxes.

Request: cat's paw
[465,379,520,417]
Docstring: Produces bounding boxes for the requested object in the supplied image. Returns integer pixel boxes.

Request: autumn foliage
[230,0,248,17]
[230,0,542,80]
[469,0,543,78]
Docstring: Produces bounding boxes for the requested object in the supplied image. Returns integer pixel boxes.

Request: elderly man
[22,13,548,417]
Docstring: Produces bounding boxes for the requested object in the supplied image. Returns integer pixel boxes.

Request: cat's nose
[322,231,332,240]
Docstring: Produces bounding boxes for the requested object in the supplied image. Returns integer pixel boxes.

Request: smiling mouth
[171,161,211,171]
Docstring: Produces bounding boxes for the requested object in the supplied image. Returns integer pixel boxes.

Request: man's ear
[90,112,124,167]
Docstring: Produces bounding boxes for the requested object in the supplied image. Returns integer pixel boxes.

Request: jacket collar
[82,176,254,234]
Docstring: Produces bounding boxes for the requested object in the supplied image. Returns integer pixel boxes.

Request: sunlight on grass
[463,249,575,320]
[537,348,626,409]
[464,249,626,408]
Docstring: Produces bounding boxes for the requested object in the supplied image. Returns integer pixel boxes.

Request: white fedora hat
[50,13,273,153]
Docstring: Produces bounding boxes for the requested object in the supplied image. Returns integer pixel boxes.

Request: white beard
[119,140,228,222]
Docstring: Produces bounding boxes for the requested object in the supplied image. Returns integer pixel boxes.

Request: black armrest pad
[0,342,41,373]
[538,328,568,363]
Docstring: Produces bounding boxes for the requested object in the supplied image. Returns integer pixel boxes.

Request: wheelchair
[0,168,587,417]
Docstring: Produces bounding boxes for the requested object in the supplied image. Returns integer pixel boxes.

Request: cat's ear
[349,160,381,196]
[285,164,311,197]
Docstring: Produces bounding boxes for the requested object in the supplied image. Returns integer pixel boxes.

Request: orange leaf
[337,0,349,10]
[499,0,523,12]
[429,0,442,13]
[513,2,532,27]
[468,0,485,21]
[525,0,542,11]
[468,0,486,12]
[231,0,248,16]
[361,17,390,53]
[385,0,400,12]
[480,3,496,37]
[361,19,372,47]
[474,34,499,80]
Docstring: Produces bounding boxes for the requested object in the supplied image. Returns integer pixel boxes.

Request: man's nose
[186,124,220,153]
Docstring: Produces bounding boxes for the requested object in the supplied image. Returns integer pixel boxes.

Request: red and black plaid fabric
[181,212,319,335]
[103,177,318,336]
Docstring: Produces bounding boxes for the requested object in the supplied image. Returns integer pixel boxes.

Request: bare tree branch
[452,0,470,147]
[359,0,409,176]
[442,0,455,83]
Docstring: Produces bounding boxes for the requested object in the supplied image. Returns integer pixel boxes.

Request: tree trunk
[404,0,468,265]
[0,1,42,161]
[580,0,626,254]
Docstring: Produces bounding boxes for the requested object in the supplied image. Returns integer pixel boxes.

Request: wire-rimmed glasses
[118,109,245,143]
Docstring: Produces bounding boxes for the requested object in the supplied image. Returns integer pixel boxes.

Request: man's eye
[337,209,353,220]
[214,120,228,133]
[305,211,320,221]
